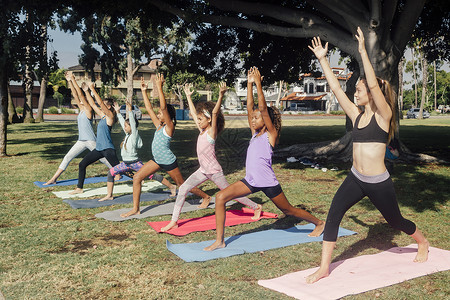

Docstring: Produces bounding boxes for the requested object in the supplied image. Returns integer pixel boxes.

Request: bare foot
[43,180,56,185]
[99,195,114,202]
[161,221,178,232]
[306,266,329,284]
[204,240,226,251]
[169,185,177,197]
[69,188,83,195]
[198,196,212,209]
[414,240,429,262]
[251,204,263,220]
[114,174,122,181]
[308,221,325,237]
[120,209,140,218]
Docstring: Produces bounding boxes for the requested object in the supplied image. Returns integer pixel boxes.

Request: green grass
[0,116,449,299]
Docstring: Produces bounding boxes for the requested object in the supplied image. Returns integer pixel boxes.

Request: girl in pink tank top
[204,67,325,251]
[160,82,262,233]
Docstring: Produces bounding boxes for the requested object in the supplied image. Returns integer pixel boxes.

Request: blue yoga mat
[166,224,356,262]
[63,190,173,209]
[34,175,132,188]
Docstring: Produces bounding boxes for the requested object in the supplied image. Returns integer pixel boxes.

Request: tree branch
[370,0,381,28]
[392,0,426,55]
[147,0,358,58]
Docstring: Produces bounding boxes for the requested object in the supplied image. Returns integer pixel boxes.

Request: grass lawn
[0,116,449,299]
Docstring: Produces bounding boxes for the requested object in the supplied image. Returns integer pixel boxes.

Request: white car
[406,108,430,119]
[119,105,142,120]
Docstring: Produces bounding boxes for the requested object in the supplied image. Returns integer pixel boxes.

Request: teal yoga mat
[166,224,356,262]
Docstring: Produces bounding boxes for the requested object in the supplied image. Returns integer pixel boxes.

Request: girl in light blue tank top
[120,74,211,218]
[43,72,111,185]
[70,81,120,194]
[204,67,324,251]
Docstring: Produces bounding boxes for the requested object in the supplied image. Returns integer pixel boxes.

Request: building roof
[281,93,327,101]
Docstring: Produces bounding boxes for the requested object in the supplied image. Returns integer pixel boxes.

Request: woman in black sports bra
[306,27,429,284]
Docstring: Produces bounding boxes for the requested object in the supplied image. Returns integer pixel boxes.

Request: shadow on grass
[330,215,401,264]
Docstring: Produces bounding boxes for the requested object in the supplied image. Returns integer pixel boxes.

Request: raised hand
[251,67,263,86]
[112,102,121,113]
[81,82,89,92]
[65,71,72,82]
[247,67,255,84]
[155,73,165,88]
[140,77,147,91]
[355,26,366,54]
[183,83,194,97]
[218,81,227,95]
[308,36,328,60]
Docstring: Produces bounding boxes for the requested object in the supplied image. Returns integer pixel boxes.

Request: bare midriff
[352,142,387,175]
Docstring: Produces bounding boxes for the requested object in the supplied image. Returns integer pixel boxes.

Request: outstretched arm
[89,82,115,122]
[113,102,126,131]
[67,72,92,119]
[246,68,256,134]
[210,81,226,139]
[355,27,392,121]
[309,37,360,121]
[155,74,174,136]
[251,67,277,146]
[141,77,161,127]
[184,83,200,131]
[83,82,103,118]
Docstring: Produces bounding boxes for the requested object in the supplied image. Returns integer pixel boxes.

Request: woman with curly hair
[160,82,262,232]
[204,67,325,251]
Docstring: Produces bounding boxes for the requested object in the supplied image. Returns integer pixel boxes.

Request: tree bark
[398,57,404,114]
[23,44,35,123]
[126,49,134,105]
[434,60,437,111]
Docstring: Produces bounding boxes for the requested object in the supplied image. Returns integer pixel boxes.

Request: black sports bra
[352,113,388,144]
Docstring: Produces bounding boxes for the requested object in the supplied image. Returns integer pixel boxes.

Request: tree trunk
[126,49,133,105]
[35,76,47,122]
[35,25,48,123]
[411,48,418,108]
[7,83,19,123]
[398,57,404,115]
[23,44,35,123]
[0,70,8,156]
[275,80,284,108]
[418,52,427,119]
[434,60,437,111]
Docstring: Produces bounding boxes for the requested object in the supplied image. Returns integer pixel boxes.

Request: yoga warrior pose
[120,74,211,218]
[204,67,325,251]
[160,82,262,232]
[44,71,112,185]
[70,82,120,194]
[98,101,176,201]
[306,28,428,284]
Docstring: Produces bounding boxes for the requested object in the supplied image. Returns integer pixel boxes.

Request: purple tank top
[244,131,279,187]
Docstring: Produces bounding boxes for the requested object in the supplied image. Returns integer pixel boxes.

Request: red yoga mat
[147,207,278,236]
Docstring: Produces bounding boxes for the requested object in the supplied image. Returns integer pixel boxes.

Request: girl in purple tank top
[160,82,262,233]
[204,67,325,251]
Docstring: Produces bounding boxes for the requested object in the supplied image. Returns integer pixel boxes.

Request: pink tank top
[197,131,223,174]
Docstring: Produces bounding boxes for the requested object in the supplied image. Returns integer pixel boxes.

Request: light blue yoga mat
[63,190,173,209]
[166,224,357,262]
[34,175,132,188]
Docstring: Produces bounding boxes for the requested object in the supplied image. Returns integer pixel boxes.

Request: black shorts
[241,178,283,199]
[158,159,178,172]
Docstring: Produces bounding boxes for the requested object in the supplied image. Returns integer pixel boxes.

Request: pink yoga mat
[258,244,450,300]
[147,207,278,236]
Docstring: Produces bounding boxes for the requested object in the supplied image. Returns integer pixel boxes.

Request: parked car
[119,104,142,120]
[406,108,430,119]
[288,102,310,111]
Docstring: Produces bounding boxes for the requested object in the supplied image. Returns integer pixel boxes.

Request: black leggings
[323,171,416,242]
[77,148,120,188]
